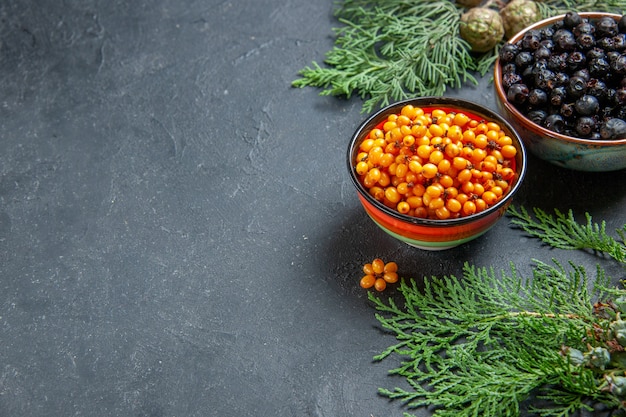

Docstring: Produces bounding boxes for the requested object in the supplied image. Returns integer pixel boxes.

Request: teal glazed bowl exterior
[494,13,626,172]
[347,97,527,250]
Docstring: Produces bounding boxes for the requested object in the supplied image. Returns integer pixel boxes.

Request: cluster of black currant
[499,12,626,140]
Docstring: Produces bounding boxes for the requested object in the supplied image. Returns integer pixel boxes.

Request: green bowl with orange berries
[347,97,527,250]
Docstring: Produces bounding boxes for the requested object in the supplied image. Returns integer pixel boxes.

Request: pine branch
[507,206,626,264]
[293,0,481,113]
[369,260,619,417]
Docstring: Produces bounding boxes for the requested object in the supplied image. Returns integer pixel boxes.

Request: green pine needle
[507,205,626,264]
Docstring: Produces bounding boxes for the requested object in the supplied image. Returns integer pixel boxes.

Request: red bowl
[347,97,527,250]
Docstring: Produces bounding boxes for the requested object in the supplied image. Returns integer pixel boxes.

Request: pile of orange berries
[360,258,398,292]
[354,104,518,220]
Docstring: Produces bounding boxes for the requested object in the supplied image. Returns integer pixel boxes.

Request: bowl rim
[347,96,527,227]
[494,12,626,147]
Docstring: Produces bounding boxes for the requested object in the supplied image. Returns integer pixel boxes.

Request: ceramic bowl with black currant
[494,12,626,172]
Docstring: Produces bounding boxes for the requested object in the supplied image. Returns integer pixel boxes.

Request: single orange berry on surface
[371,258,385,274]
[384,261,398,273]
[383,272,398,284]
[360,274,376,289]
[374,278,387,292]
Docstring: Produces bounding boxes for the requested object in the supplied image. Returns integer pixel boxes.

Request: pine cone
[456,0,483,7]
[499,0,540,39]
[459,7,505,53]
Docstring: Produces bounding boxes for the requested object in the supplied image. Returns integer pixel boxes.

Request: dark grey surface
[1,1,625,416]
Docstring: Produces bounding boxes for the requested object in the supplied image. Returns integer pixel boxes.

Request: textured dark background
[1,1,625,416]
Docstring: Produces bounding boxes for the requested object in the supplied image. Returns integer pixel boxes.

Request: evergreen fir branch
[369,260,618,417]
[293,0,480,113]
[507,206,626,264]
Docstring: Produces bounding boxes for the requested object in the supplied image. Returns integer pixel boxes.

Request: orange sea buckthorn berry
[397,201,410,214]
[387,127,403,142]
[369,186,385,201]
[369,129,384,139]
[396,114,412,126]
[452,156,468,170]
[475,198,487,212]
[444,186,459,199]
[457,168,472,183]
[396,163,408,178]
[474,134,488,149]
[414,207,428,218]
[360,139,375,152]
[431,109,447,119]
[384,262,398,273]
[480,160,497,173]
[452,112,471,127]
[421,163,438,179]
[371,258,385,274]
[447,124,463,142]
[360,274,376,289]
[429,149,445,165]
[446,198,462,213]
[461,181,474,194]
[408,159,423,174]
[403,134,416,147]
[471,148,487,163]
[437,158,451,174]
[411,124,428,138]
[412,183,426,197]
[462,129,476,144]
[482,190,498,206]
[497,135,513,147]
[474,122,489,135]
[416,144,432,159]
[356,161,369,176]
[473,182,485,196]
[379,152,395,168]
[429,197,445,210]
[400,125,413,137]
[383,271,398,284]
[486,121,501,132]
[439,174,454,189]
[428,123,445,138]
[426,184,443,199]
[405,171,418,184]
[401,104,417,119]
[374,278,387,292]
[435,206,451,220]
[396,182,410,195]
[406,196,423,208]
[463,200,477,216]
[385,187,401,204]
[491,185,504,197]
[377,171,391,187]
[501,144,517,159]
[444,143,461,159]
[486,129,500,142]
